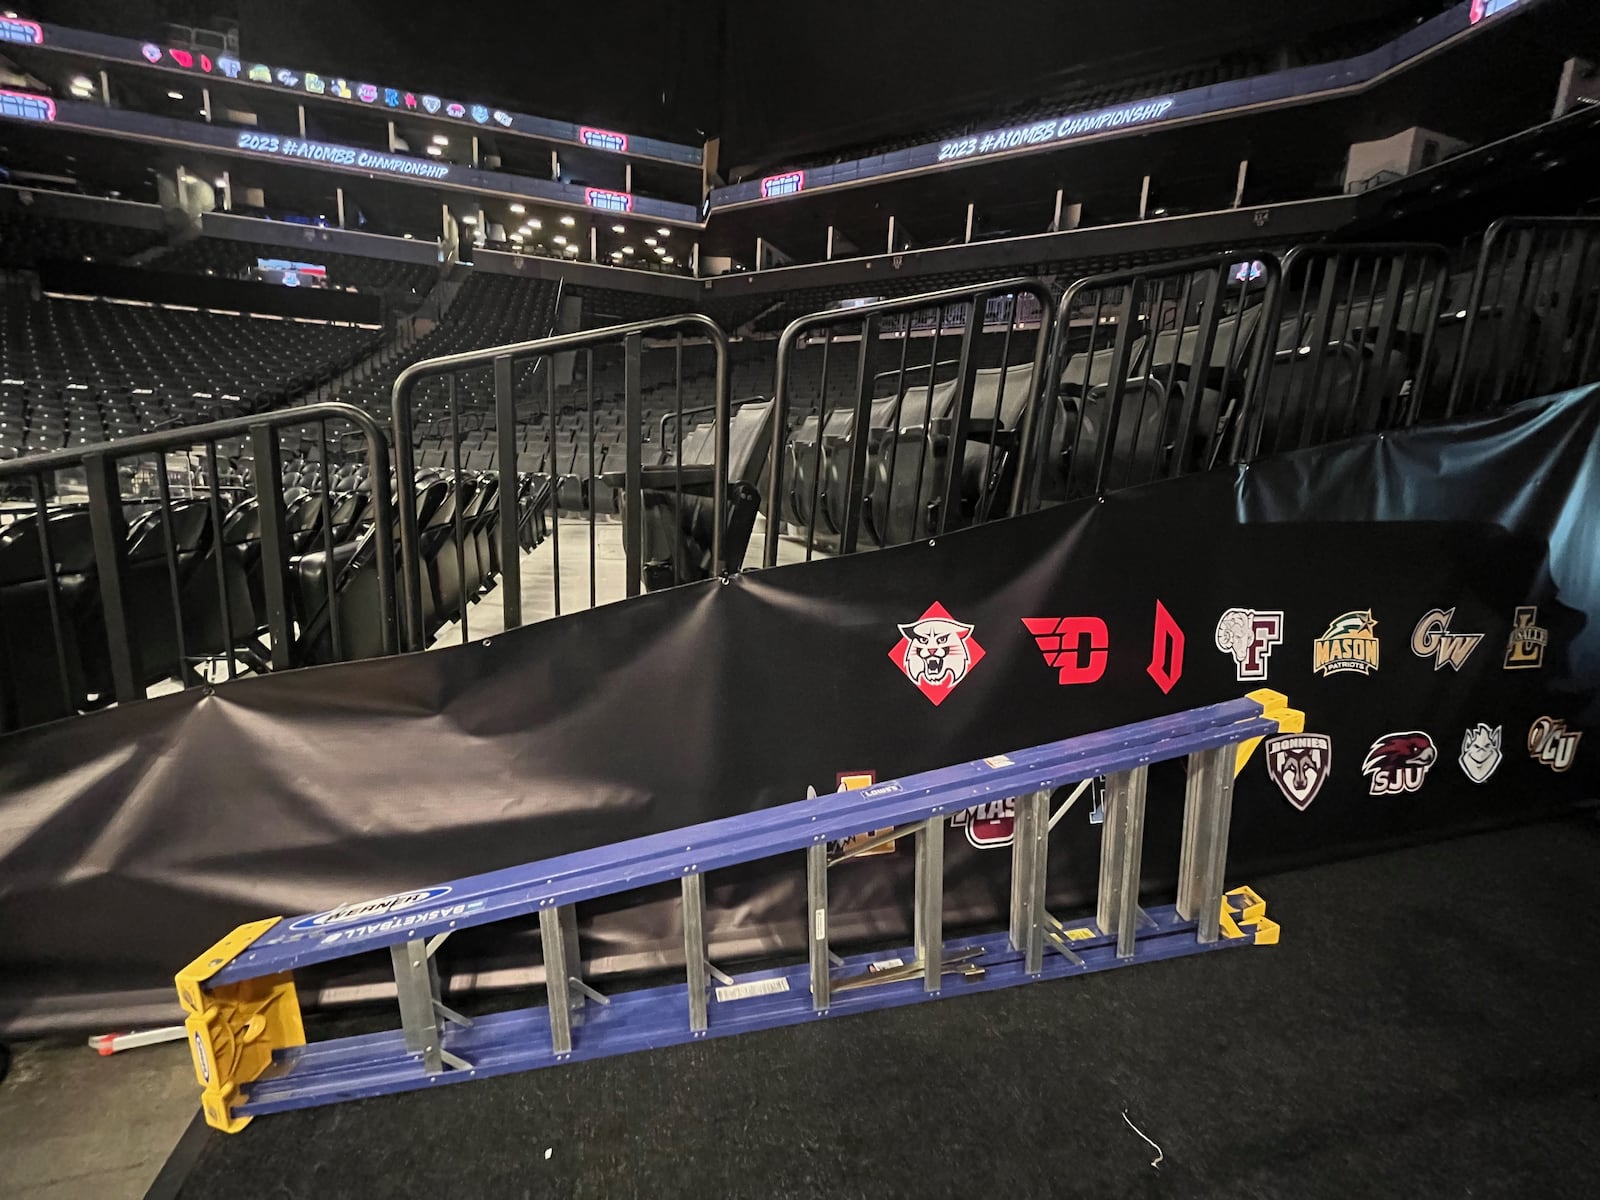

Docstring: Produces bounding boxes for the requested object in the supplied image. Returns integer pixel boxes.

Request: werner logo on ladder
[175,691,1300,1132]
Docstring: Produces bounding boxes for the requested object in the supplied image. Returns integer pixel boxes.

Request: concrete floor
[0,1038,197,1199]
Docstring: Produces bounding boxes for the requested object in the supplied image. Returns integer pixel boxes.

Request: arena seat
[616,399,775,589]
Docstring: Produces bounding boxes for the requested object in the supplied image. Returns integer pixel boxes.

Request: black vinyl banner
[2,389,1597,1034]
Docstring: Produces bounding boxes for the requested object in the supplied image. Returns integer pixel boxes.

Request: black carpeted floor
[165,815,1600,1200]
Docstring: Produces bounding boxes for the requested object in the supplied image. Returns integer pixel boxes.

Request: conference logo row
[889,602,1550,706]
[832,716,1584,854]
[1263,715,1582,810]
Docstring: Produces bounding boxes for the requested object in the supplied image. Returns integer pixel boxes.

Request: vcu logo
[1410,608,1482,671]
[1528,716,1582,772]
[1504,606,1548,669]
[1313,610,1380,676]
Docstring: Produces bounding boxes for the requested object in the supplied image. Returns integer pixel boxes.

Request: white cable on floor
[1122,1109,1164,1169]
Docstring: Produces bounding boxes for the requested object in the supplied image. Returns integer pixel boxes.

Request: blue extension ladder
[176,690,1300,1131]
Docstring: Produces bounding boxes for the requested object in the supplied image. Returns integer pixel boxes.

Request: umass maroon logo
[951,798,1015,848]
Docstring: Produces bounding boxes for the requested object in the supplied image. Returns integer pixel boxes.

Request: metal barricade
[1045,252,1281,499]
[0,403,395,733]
[1240,243,1448,457]
[1446,216,1600,417]
[763,280,1054,566]
[390,315,732,651]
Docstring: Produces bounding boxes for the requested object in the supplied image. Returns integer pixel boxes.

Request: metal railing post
[493,354,521,629]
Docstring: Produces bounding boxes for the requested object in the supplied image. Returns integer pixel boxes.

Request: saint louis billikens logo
[1262,732,1332,811]
[889,603,985,706]
[1215,608,1284,681]
[1459,723,1502,783]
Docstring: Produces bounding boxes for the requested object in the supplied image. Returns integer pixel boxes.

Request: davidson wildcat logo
[889,603,985,706]
[1263,732,1332,811]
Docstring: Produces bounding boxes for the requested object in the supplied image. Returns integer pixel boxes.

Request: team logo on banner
[1410,608,1483,671]
[1361,731,1437,795]
[1528,716,1582,772]
[1263,732,1332,811]
[1022,616,1109,685]
[951,797,1016,848]
[1215,608,1284,681]
[889,603,985,706]
[1504,606,1548,669]
[1146,600,1185,694]
[1458,723,1502,784]
[1313,610,1380,676]
[817,773,897,857]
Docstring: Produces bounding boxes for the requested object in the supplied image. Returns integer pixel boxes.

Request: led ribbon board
[706,0,1530,211]
[19,20,702,166]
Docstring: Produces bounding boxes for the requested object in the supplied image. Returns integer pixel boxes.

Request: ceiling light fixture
[167,90,184,100]
[553,235,567,246]
[509,202,525,214]
[560,214,575,227]
[426,145,442,156]
[621,246,634,255]
[656,227,670,237]
[644,236,656,246]
[611,224,625,234]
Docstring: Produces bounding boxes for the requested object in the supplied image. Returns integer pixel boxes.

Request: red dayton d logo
[1022,602,1185,693]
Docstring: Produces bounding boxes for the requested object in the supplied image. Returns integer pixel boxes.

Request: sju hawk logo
[1362,731,1437,795]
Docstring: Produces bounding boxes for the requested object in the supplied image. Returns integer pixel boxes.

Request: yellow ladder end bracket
[175,916,304,1133]
[1234,688,1305,776]
[1219,885,1280,946]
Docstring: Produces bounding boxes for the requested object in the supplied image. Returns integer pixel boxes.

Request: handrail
[0,402,398,713]
[765,277,1055,567]
[390,312,730,649]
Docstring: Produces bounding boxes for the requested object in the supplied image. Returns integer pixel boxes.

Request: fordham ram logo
[288,886,453,931]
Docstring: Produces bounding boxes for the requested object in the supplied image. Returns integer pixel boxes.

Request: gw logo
[1410,608,1482,671]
